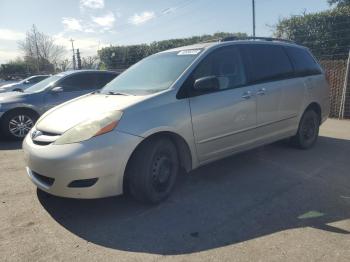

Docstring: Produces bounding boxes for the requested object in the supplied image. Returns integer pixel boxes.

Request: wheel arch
[304,102,322,123]
[0,107,40,122]
[123,131,193,192]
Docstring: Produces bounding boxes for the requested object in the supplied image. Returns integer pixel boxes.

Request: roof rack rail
[221,36,295,44]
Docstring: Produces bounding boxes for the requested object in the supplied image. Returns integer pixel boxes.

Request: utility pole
[252,0,256,37]
[70,39,76,70]
[76,49,82,70]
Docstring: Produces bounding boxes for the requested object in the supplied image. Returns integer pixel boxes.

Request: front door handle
[257,88,266,96]
[242,91,252,99]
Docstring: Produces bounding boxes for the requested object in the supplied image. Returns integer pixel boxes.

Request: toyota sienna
[23,38,330,203]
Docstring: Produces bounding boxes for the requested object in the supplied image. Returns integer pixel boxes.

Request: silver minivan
[23,38,330,203]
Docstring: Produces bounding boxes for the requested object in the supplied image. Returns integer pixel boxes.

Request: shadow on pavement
[0,138,22,150]
[38,136,350,255]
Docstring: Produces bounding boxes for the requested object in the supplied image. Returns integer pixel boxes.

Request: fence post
[339,49,350,119]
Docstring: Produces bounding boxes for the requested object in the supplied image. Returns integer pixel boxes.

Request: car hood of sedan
[0,83,19,88]
[36,93,146,134]
[0,91,29,102]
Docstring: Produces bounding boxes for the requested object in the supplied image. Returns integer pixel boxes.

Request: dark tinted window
[242,44,293,83]
[192,46,246,91]
[285,47,322,76]
[96,73,117,88]
[33,76,48,82]
[58,73,100,91]
[26,76,46,84]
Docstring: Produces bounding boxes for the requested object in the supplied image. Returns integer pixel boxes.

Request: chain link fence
[319,56,350,118]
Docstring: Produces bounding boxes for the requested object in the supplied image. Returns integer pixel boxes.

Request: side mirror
[193,76,220,92]
[51,86,63,93]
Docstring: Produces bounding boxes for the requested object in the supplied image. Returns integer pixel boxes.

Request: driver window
[192,46,246,91]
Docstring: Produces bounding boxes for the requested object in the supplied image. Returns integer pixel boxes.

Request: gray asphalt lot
[0,119,350,261]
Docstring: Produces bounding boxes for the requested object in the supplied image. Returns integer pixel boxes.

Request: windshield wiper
[108,91,131,96]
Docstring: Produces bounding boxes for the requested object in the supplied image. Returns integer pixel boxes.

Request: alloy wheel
[8,115,34,138]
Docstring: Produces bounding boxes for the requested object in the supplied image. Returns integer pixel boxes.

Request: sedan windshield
[101,50,202,95]
[25,74,63,93]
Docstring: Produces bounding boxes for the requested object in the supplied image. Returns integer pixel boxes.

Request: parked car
[23,38,330,203]
[0,75,50,93]
[0,70,118,139]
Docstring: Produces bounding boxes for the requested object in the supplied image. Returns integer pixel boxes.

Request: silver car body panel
[23,130,142,198]
[23,41,330,199]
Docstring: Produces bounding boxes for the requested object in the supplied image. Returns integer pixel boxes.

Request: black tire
[127,137,179,204]
[0,110,38,140]
[291,109,320,149]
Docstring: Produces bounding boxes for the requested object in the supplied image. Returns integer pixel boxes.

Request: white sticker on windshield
[177,49,202,56]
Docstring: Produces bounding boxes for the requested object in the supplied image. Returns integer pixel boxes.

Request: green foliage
[328,0,350,7]
[274,6,350,59]
[0,60,29,78]
[98,32,247,69]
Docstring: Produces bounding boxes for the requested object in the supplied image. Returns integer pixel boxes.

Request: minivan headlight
[54,111,123,145]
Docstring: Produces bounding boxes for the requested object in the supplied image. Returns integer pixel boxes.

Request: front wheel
[0,110,38,140]
[127,137,179,204]
[291,109,320,149]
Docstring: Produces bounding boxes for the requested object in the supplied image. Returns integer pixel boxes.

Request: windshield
[101,50,202,95]
[25,74,63,93]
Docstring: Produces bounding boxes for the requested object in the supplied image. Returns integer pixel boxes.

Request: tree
[274,6,350,59]
[98,32,247,69]
[18,25,66,73]
[57,59,71,72]
[0,59,29,79]
[81,56,99,69]
[328,0,350,7]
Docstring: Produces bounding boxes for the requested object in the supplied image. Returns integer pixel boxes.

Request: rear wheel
[127,137,179,204]
[291,109,320,149]
[0,110,38,140]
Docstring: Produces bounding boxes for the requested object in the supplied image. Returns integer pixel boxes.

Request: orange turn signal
[93,121,118,137]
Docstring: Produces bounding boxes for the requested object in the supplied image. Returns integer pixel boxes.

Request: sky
[0,0,330,64]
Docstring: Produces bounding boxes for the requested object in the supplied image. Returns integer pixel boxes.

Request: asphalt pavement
[0,119,349,261]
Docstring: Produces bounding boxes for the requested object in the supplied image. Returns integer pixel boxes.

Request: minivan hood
[36,93,146,134]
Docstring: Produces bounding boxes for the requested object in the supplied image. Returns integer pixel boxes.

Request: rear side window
[59,73,99,91]
[96,73,117,88]
[242,44,294,83]
[285,47,322,76]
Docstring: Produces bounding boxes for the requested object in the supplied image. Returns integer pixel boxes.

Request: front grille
[31,130,61,146]
[32,171,55,187]
[33,140,52,146]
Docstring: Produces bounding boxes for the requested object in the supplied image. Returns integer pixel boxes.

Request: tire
[0,110,38,140]
[127,137,179,204]
[291,109,320,149]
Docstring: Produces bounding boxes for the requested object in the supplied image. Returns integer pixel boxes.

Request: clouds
[0,29,25,41]
[0,29,25,63]
[80,0,104,9]
[53,33,106,57]
[0,50,21,64]
[62,18,83,32]
[128,11,155,25]
[91,12,115,30]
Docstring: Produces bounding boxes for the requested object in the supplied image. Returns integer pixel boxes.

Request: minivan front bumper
[23,130,142,199]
